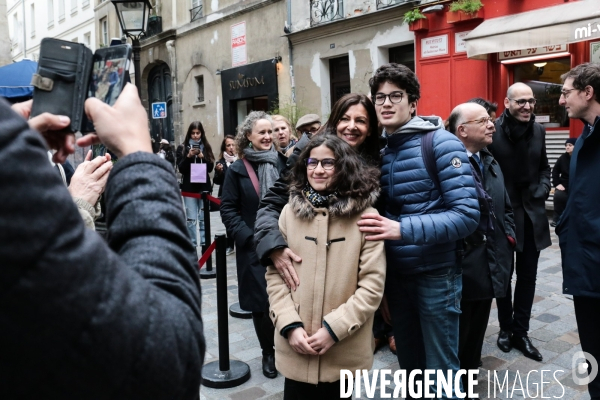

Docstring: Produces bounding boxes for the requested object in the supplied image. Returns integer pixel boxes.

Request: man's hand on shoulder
[357,213,401,241]
[270,247,301,291]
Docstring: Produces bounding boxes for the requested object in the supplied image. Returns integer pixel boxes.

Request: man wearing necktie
[448,102,516,388]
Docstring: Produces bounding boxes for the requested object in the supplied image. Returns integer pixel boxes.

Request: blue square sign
[152,102,167,119]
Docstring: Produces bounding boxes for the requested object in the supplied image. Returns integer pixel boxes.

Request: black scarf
[502,109,535,185]
[303,183,337,208]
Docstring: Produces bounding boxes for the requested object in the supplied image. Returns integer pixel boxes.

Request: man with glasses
[357,63,480,398]
[489,82,551,362]
[556,63,600,400]
[294,114,321,138]
[448,102,515,388]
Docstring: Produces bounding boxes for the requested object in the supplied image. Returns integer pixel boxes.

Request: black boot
[262,353,277,378]
[252,312,278,378]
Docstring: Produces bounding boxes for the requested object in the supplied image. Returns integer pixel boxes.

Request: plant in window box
[447,0,484,23]
[404,9,428,32]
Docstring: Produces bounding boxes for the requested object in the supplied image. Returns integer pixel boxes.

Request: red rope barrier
[181,191,221,205]
[198,240,217,269]
[207,194,221,205]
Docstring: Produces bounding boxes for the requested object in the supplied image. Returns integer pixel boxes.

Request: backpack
[420,130,496,238]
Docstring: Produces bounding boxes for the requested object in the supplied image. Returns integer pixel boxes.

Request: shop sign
[571,20,600,41]
[498,44,567,60]
[229,73,265,90]
[455,31,471,53]
[231,21,247,67]
[535,115,550,123]
[422,35,449,58]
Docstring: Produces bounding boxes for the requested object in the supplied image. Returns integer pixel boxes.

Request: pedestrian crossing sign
[152,102,167,119]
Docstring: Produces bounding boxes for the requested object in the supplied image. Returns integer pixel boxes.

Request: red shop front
[412,0,600,141]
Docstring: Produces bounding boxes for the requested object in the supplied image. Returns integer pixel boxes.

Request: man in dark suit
[488,82,552,362]
[448,102,515,385]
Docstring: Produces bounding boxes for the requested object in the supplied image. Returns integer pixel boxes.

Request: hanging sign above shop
[421,35,448,58]
[498,44,567,61]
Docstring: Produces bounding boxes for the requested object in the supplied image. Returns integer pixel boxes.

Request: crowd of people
[3,61,600,400]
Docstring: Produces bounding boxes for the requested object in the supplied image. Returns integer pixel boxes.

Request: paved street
[198,211,590,400]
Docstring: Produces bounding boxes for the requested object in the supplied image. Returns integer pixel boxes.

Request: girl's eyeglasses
[305,158,336,170]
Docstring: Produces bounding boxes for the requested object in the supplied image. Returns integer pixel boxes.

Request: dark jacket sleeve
[0,102,204,399]
[255,175,291,266]
[538,127,551,194]
[213,158,226,186]
[220,163,254,248]
[503,187,516,240]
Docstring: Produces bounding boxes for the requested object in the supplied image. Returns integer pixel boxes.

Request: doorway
[147,63,174,143]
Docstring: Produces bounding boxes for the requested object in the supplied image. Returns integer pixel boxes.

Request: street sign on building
[231,21,247,67]
[151,102,167,119]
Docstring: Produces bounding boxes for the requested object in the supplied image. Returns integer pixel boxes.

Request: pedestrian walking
[489,82,551,362]
[266,135,385,399]
[551,138,576,226]
[219,111,287,379]
[557,62,600,400]
[176,121,215,251]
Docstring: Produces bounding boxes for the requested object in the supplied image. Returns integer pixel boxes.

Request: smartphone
[192,144,201,149]
[82,44,132,132]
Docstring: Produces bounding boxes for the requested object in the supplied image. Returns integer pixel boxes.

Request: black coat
[176,143,214,193]
[552,152,571,189]
[220,155,287,311]
[0,100,205,398]
[557,117,600,298]
[488,113,552,252]
[213,157,229,197]
[461,149,516,301]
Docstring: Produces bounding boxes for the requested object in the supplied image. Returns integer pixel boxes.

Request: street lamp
[110,0,152,97]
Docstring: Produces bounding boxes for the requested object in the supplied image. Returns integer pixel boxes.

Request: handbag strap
[242,158,260,197]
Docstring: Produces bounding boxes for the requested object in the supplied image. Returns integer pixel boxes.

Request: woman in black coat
[213,135,237,254]
[220,111,286,379]
[176,121,215,249]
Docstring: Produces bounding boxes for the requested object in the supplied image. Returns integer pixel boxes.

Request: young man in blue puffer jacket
[358,63,480,399]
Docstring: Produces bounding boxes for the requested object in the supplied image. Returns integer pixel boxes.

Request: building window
[100,18,108,46]
[30,4,36,37]
[512,57,571,128]
[389,44,415,71]
[58,0,65,21]
[190,0,202,22]
[329,56,351,108]
[82,0,89,8]
[195,75,205,102]
[71,0,77,14]
[12,13,19,49]
[310,0,343,26]
[48,0,54,28]
[376,0,409,10]
[84,32,91,47]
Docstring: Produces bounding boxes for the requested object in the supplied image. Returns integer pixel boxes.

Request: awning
[464,0,600,58]
[0,59,37,99]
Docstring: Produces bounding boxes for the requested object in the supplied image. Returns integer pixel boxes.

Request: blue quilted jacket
[380,116,480,275]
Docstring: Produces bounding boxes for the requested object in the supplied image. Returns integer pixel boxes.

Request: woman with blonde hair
[271,115,296,154]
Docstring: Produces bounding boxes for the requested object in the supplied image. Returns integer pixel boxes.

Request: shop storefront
[220,60,278,137]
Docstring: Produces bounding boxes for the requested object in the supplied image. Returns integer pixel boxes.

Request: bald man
[448,102,515,385]
[488,83,551,362]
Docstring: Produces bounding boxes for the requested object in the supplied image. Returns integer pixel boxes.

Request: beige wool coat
[266,189,386,384]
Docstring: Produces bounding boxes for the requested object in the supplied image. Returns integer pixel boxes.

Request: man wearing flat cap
[295,114,321,138]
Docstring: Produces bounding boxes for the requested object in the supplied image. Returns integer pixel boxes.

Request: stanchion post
[199,192,216,279]
[201,235,251,388]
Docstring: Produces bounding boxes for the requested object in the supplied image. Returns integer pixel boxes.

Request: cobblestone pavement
[198,212,590,400]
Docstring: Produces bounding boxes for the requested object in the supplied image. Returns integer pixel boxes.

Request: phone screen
[89,54,128,106]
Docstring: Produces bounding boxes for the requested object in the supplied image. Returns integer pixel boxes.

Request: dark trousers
[574,296,600,399]
[283,378,349,399]
[459,298,492,389]
[252,311,275,356]
[497,214,540,337]
[553,189,568,222]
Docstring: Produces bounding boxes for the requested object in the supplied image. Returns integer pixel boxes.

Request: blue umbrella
[0,59,38,99]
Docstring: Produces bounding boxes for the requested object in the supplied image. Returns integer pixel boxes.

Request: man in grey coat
[0,84,205,399]
[488,83,551,362]
[448,102,516,384]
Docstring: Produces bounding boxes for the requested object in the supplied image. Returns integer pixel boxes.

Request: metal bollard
[199,191,216,279]
[201,235,251,388]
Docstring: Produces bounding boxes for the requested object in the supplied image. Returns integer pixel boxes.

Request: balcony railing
[376,0,410,10]
[190,4,203,22]
[310,0,344,26]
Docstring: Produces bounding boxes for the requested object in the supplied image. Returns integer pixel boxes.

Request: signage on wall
[231,21,247,67]
[421,35,448,58]
[229,73,266,90]
[455,31,472,53]
[498,44,567,60]
[151,102,167,119]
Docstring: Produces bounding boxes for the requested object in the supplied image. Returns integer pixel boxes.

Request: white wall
[8,0,96,61]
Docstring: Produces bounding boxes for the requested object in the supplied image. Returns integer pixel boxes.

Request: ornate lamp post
[110,0,152,97]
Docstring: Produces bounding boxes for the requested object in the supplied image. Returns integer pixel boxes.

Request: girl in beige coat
[266,135,386,399]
